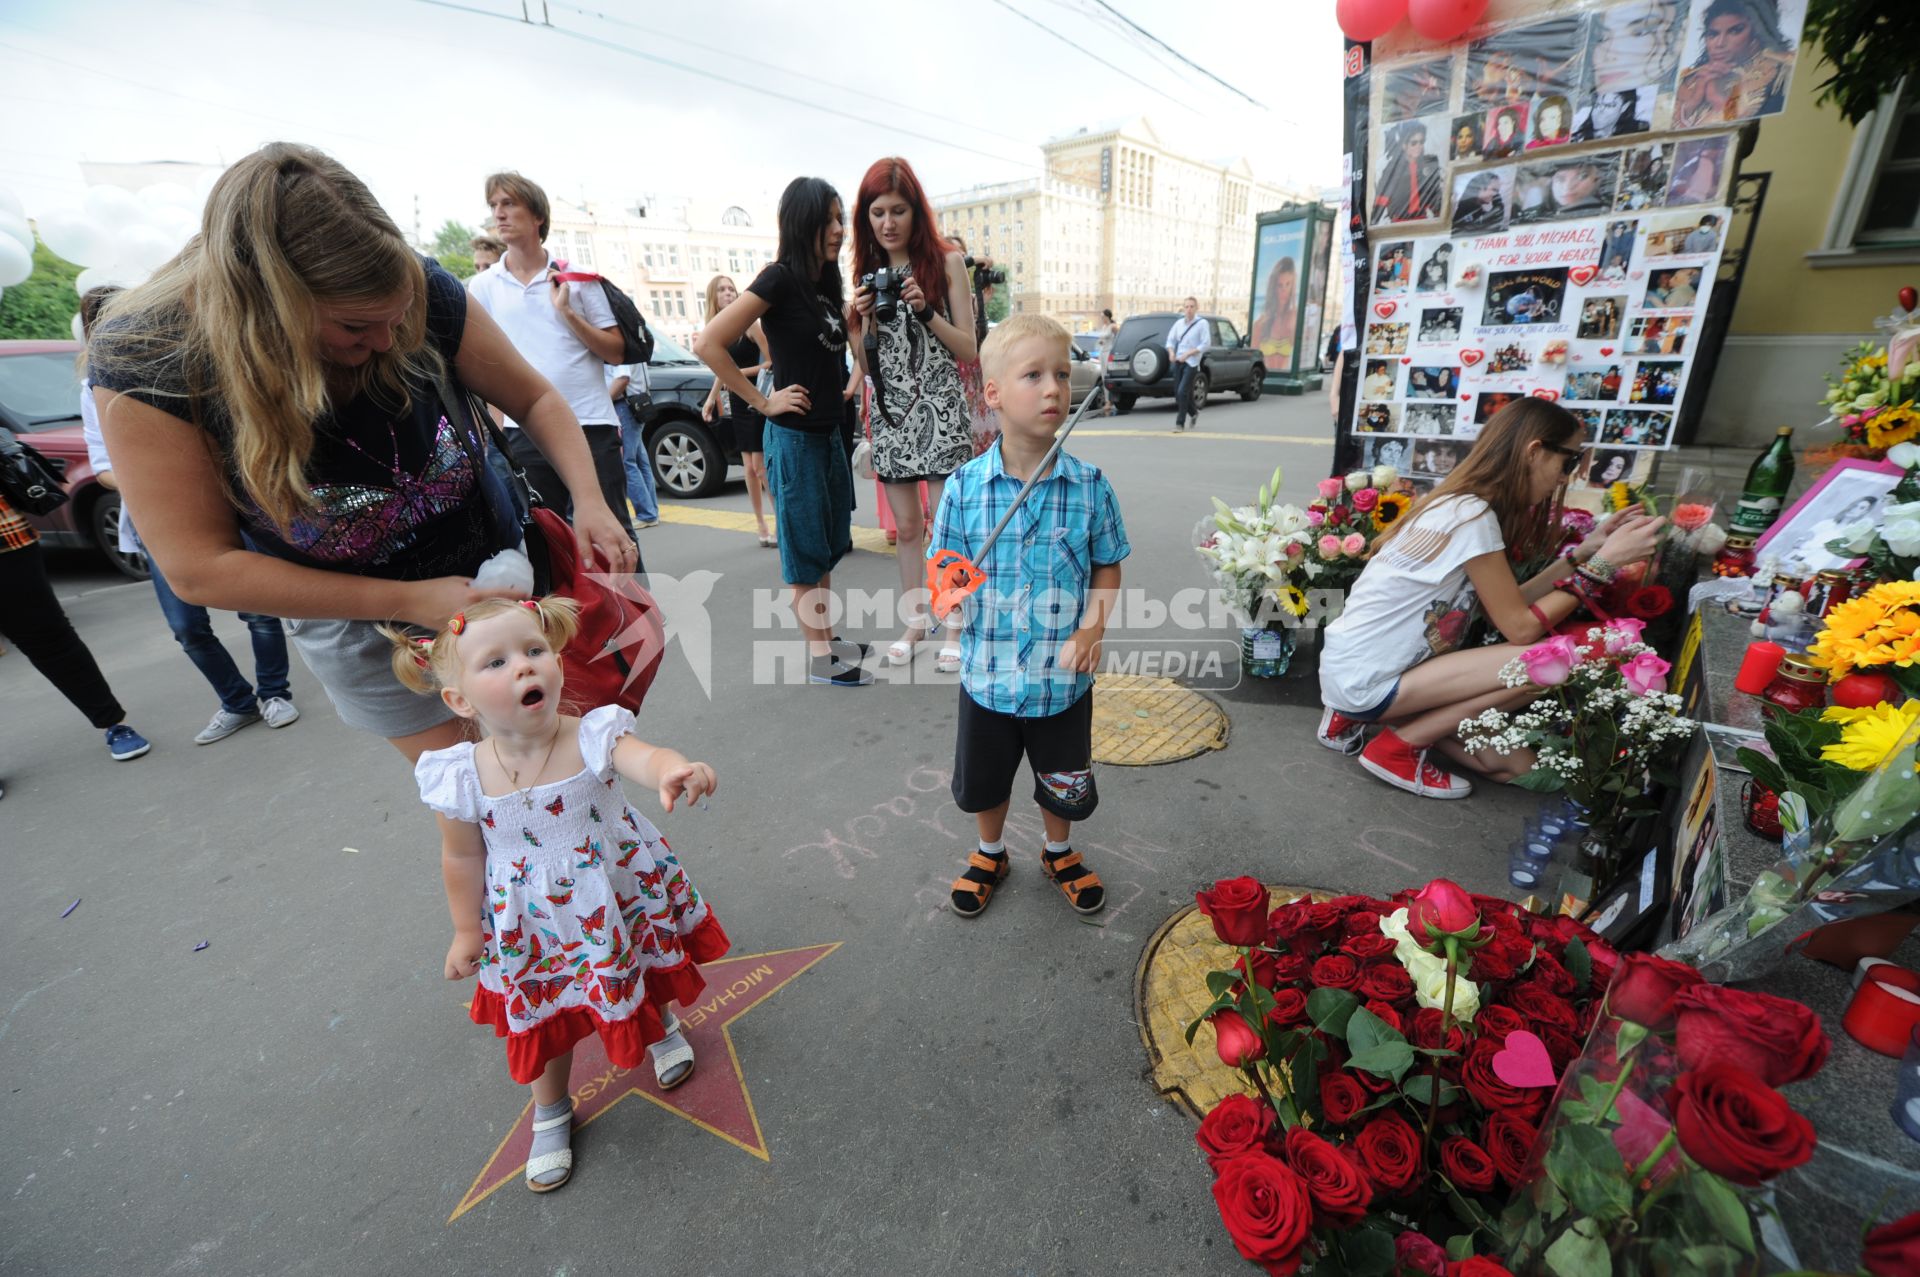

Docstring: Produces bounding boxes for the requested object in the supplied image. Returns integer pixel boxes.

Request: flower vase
[1239,626,1295,679]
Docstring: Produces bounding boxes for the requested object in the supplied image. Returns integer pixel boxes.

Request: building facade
[934,118,1313,330]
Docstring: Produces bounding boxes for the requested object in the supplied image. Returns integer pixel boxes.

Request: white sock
[529,1096,572,1185]
[978,838,1006,856]
[1045,839,1071,855]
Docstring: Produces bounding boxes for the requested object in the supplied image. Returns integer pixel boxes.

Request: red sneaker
[1357,730,1473,800]
[1316,706,1366,755]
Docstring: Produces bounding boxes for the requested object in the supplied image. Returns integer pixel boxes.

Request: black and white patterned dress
[867,267,974,482]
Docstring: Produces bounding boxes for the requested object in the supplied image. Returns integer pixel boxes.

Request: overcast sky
[1,0,1342,237]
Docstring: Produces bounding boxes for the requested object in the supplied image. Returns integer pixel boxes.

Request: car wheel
[1113,393,1136,415]
[650,418,726,499]
[1187,369,1210,413]
[90,491,149,580]
[1128,345,1168,384]
[1241,368,1265,402]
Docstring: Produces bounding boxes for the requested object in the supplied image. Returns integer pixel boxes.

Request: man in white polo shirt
[1165,295,1210,432]
[470,171,637,559]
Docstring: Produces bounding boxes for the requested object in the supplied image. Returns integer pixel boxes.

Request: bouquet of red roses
[1501,952,1832,1276]
[1186,876,1617,1276]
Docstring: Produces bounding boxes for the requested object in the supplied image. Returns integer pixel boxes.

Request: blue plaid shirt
[929,441,1130,718]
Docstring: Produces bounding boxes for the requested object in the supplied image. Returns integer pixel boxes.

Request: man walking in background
[1166,296,1209,432]
[469,171,637,557]
[607,363,660,531]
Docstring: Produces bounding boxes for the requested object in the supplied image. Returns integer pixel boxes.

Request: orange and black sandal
[1040,847,1105,915]
[949,850,1010,918]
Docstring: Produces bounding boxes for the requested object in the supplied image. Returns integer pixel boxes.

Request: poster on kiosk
[1249,205,1334,395]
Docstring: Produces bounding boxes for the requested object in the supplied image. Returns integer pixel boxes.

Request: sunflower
[1867,402,1920,451]
[1374,492,1412,527]
[1820,700,1920,770]
[1809,581,1920,679]
[1271,583,1310,617]
[1608,481,1632,512]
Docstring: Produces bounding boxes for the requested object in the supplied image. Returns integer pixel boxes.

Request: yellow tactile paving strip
[1091,675,1230,766]
[1135,884,1330,1119]
[655,503,893,554]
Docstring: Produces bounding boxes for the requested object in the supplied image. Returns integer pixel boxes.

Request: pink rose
[1518,635,1580,687]
[1316,477,1346,500]
[1341,533,1366,555]
[1601,617,1647,653]
[1559,509,1596,536]
[1620,651,1671,695]
[1319,535,1343,557]
[1307,509,1326,527]
[1407,878,1479,941]
[1285,541,1305,559]
[1351,488,1380,513]
[1672,503,1714,531]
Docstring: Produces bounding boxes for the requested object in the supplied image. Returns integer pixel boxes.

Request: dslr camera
[860,266,904,323]
[964,254,1006,290]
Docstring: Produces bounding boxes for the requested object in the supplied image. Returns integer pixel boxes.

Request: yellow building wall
[1730,54,1907,336]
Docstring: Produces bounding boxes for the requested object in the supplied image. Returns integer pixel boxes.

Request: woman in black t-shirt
[695,176,871,687]
[90,143,634,764]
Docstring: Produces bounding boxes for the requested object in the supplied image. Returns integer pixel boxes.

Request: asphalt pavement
[1,389,1532,1276]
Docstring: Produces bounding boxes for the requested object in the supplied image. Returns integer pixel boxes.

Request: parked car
[0,339,147,579]
[1101,312,1265,415]
[1068,341,1104,406]
[629,330,741,500]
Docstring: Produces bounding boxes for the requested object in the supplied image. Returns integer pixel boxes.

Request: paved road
[1,389,1532,1276]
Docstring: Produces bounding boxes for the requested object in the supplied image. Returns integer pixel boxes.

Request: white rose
[1883,502,1920,557]
[1835,519,1879,554]
[1888,441,1920,470]
[1345,470,1371,492]
[1379,907,1414,948]
[1372,464,1399,489]
[1409,953,1481,1022]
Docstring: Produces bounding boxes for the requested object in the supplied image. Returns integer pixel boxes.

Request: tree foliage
[984,284,1011,324]
[0,238,83,340]
[432,218,482,280]
[1805,0,1920,126]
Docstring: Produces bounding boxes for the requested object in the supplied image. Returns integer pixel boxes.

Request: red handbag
[524,506,665,715]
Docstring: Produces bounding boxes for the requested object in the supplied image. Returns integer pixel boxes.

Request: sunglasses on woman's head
[1543,442,1584,474]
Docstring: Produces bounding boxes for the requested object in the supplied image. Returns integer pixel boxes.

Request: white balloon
[0,233,31,287]
[71,311,85,342]
[0,187,23,219]
[0,208,32,253]
[114,223,176,271]
[82,185,141,234]
[35,209,110,267]
[151,205,199,241]
[192,169,222,203]
[138,182,196,213]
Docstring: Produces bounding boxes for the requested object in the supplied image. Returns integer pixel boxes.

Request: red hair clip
[521,600,541,613]
[448,613,466,635]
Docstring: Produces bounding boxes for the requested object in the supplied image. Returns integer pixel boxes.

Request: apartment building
[935,118,1313,330]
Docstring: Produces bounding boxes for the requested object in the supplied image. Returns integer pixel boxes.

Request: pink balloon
[1406,0,1487,41]
[1336,0,1407,43]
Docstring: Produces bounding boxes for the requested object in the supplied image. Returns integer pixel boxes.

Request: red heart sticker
[1461,393,1472,401]
[1490,1030,1557,1089]
[1459,349,1485,366]
[1531,388,1561,401]
[1632,270,1645,280]
[1569,265,1597,287]
[1373,301,1398,319]
[1401,357,1412,365]
[1599,347,1614,356]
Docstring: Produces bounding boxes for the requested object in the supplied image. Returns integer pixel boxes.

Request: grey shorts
[284,616,457,739]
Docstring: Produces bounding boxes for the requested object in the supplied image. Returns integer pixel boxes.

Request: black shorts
[950,688,1098,821]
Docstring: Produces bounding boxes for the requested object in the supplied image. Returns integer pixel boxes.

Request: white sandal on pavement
[651,1012,696,1090]
[524,1105,574,1193]
[935,646,962,674]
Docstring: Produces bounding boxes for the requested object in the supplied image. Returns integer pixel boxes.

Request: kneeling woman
[1317,400,1662,799]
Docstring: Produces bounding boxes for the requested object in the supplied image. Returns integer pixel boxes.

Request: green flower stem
[1630,1131,1684,1224]
[1244,1062,1283,1123]
[1592,1056,1637,1127]
[1421,946,1461,1157]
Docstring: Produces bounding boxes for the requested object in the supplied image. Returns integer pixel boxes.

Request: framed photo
[1384,56,1454,122]
[1418,305,1463,342]
[1754,457,1909,574]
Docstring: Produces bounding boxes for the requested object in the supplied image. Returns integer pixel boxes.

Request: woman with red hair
[848,156,977,670]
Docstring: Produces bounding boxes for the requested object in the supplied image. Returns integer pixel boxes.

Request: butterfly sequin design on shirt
[281,414,476,564]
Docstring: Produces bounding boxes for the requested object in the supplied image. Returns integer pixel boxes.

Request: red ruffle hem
[471,912,732,1084]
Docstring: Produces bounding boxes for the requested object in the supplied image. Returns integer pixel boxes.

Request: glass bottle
[1730,427,1795,534]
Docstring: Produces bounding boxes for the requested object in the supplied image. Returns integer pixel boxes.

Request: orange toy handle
[927,549,984,621]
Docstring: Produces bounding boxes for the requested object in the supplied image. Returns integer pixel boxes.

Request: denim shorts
[763,422,853,585]
[1339,679,1401,723]
[284,616,456,738]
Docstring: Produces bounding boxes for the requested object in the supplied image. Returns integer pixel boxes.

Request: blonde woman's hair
[88,143,431,530]
[1370,397,1578,562]
[382,596,583,698]
[703,274,735,321]
[980,312,1069,380]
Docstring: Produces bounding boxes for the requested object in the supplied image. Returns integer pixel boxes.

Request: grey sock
[529,1097,573,1186]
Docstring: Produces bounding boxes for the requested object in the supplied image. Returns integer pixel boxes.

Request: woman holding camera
[847,157,977,670]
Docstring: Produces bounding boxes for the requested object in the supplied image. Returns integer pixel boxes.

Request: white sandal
[886,622,930,666]
[524,1104,574,1193]
[652,1012,696,1090]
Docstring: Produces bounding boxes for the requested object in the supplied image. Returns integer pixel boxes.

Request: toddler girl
[388,596,728,1193]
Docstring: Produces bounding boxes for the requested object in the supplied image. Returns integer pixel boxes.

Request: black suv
[627,330,742,499]
[1102,312,1265,415]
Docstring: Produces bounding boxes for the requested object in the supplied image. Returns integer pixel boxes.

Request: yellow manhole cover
[1135,883,1331,1119]
[1091,675,1228,766]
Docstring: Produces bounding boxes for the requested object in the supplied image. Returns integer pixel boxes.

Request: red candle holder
[1742,779,1783,840]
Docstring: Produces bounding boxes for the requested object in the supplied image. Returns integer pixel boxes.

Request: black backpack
[552,264,655,366]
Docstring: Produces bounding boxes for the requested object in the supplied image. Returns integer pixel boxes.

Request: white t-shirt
[1318,494,1506,713]
[468,253,618,428]
[80,380,140,554]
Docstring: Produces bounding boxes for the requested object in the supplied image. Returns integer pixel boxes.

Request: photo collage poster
[1354,205,1730,460]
